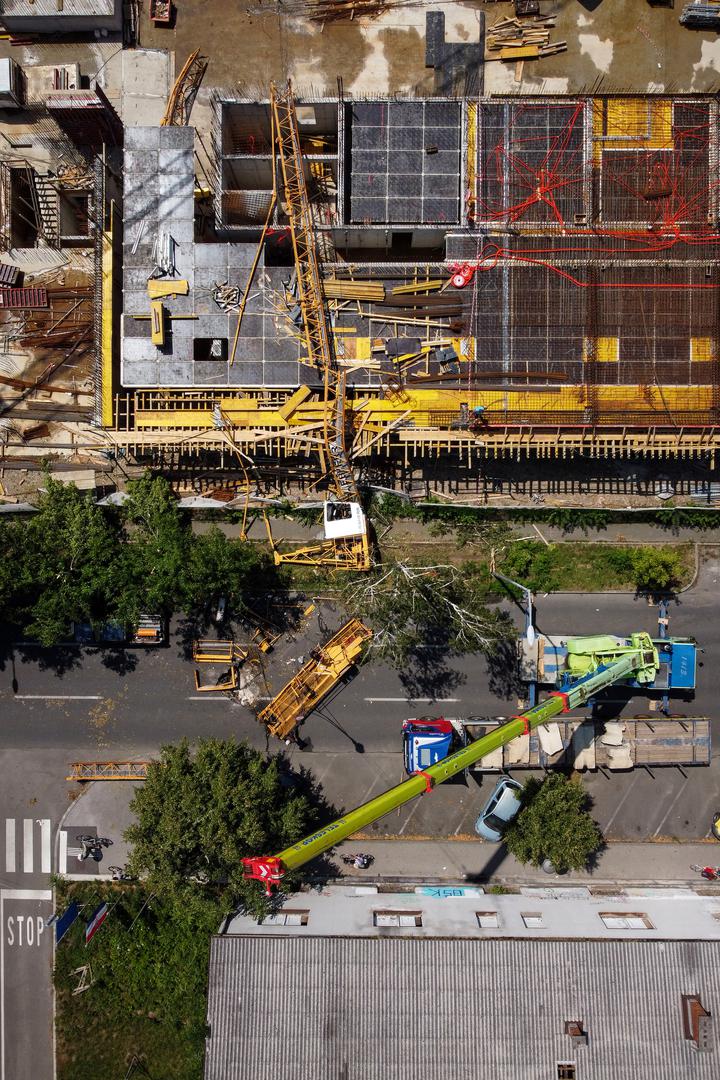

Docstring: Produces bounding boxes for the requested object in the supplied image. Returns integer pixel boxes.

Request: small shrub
[630,547,684,594]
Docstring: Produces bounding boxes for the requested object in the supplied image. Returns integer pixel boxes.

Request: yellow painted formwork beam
[66,761,150,781]
[130,383,719,439]
[100,209,114,427]
[258,618,372,740]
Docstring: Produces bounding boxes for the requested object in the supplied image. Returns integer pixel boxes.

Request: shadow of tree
[263,753,342,900]
[485,637,524,700]
[16,644,83,677]
[399,654,466,701]
[100,649,139,676]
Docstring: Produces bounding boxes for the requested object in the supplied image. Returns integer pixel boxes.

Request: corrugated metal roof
[206,936,719,1080]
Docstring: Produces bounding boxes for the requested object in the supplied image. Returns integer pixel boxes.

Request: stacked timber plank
[325,276,465,331]
[485,14,566,61]
[296,0,389,21]
[323,279,385,301]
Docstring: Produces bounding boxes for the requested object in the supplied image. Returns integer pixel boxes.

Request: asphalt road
[0,554,719,1080]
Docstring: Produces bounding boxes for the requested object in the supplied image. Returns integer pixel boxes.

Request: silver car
[474,777,523,842]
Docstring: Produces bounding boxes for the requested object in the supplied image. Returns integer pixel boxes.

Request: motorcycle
[341,852,373,869]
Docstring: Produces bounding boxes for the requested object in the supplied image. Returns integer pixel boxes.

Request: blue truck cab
[652,640,696,691]
[537,634,696,694]
[403,718,454,775]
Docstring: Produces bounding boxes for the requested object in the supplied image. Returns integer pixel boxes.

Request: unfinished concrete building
[0,58,121,490]
[108,93,720,499]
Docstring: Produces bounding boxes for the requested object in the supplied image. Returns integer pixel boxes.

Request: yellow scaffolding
[192,640,247,663]
[66,761,150,781]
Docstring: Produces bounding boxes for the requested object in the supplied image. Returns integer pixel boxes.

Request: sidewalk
[331,838,719,887]
[193,515,720,547]
[62,779,719,886]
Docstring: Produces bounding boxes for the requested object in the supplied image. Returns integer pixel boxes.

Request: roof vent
[564,1020,588,1047]
[681,995,713,1053]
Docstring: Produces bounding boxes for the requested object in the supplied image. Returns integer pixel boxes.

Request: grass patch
[55,881,218,1080]
[497,542,694,593]
[366,539,694,593]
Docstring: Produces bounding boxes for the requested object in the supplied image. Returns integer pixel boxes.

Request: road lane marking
[602,774,639,833]
[14,694,102,701]
[3,823,13,876]
[39,821,51,875]
[0,889,51,901]
[22,821,32,874]
[0,888,52,1080]
[398,795,424,835]
[59,830,67,876]
[364,697,460,703]
[652,777,690,838]
[186,696,230,701]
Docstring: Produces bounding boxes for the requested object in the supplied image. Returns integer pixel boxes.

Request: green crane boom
[243,632,658,892]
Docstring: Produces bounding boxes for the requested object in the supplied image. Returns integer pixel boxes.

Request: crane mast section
[270,84,357,503]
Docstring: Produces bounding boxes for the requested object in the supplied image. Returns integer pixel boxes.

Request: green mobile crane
[243,631,660,892]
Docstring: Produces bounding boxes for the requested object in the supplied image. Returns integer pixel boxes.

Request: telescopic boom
[243,632,658,892]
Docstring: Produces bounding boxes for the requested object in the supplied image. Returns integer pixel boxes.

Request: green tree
[503,773,602,873]
[342,559,506,666]
[630,547,683,594]
[6,476,123,644]
[124,739,323,919]
[118,472,189,619]
[181,527,269,614]
[498,540,561,593]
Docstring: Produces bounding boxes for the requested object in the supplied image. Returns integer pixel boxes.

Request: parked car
[474,777,523,842]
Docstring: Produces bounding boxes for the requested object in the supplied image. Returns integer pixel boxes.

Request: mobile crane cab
[323,500,366,540]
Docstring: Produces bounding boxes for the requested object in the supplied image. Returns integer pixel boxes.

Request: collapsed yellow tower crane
[161,50,208,127]
[264,81,371,571]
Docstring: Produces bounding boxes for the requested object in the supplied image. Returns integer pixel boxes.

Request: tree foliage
[628,547,684,594]
[341,559,507,666]
[54,880,216,1080]
[503,773,602,873]
[115,472,190,623]
[0,476,122,645]
[0,473,278,644]
[124,738,323,919]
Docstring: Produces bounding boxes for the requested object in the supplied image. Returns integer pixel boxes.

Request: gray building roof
[206,936,718,1080]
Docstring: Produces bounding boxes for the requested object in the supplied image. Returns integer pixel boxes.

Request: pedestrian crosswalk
[4,818,52,876]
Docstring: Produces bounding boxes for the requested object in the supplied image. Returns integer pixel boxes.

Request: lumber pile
[323,279,385,301]
[294,0,389,21]
[485,14,567,61]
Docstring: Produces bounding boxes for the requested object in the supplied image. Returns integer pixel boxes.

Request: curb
[311,874,714,890]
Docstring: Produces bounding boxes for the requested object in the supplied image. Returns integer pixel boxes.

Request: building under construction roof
[109,93,720,482]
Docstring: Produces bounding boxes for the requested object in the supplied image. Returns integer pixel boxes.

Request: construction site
[82,87,717,509]
[0,2,717,509]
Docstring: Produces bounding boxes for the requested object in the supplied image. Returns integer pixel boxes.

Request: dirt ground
[3,1,719,106]
[138,0,720,98]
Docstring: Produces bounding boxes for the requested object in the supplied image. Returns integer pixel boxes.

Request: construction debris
[275,0,391,22]
[485,14,567,60]
[324,279,386,301]
[213,281,242,312]
[680,2,720,28]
